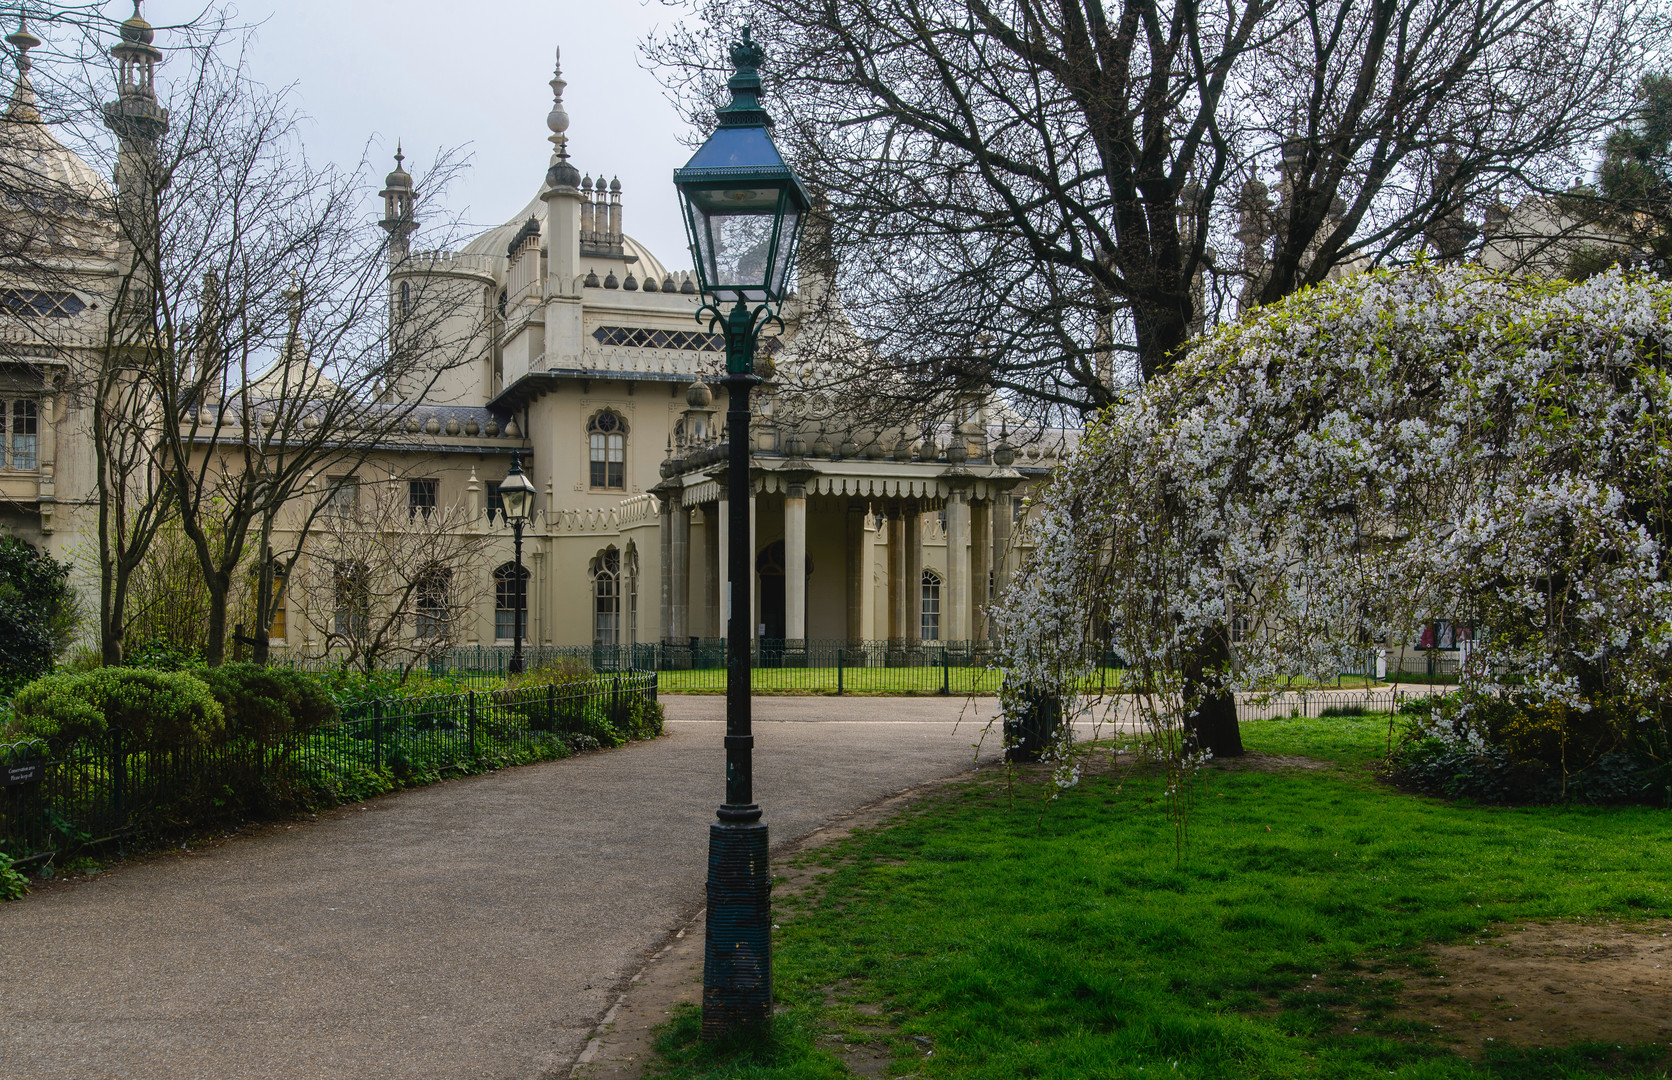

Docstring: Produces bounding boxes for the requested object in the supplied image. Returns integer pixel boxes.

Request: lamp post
[498,452,537,675]
[673,26,809,1039]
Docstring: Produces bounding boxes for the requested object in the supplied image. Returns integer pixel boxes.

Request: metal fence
[275,641,1128,696]
[1234,686,1445,722]
[0,672,657,864]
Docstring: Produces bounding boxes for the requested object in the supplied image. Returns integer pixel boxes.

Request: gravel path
[0,696,1001,1080]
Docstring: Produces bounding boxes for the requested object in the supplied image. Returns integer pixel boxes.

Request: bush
[0,537,75,695]
[1389,690,1672,804]
[0,852,26,902]
[193,663,338,742]
[9,668,224,749]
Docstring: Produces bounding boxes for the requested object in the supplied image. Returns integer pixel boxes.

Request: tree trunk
[203,573,229,666]
[1182,626,1244,757]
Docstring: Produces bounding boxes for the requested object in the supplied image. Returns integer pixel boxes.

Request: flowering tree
[995,265,1672,763]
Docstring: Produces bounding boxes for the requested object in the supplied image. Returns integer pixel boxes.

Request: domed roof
[0,115,117,257]
[460,188,669,281]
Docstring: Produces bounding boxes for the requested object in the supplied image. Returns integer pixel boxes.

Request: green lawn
[655,666,1131,695]
[650,716,1672,1079]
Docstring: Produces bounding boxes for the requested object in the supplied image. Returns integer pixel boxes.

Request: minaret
[102,1,169,312]
[6,16,40,122]
[103,1,169,172]
[379,143,418,265]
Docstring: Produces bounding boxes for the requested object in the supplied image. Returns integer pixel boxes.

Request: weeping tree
[997,265,1672,760]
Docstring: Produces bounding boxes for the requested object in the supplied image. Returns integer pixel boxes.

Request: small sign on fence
[1,758,45,787]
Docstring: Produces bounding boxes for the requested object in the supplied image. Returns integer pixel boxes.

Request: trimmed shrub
[0,537,75,695]
[193,663,338,742]
[9,668,224,749]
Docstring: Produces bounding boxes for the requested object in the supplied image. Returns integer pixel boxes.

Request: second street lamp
[673,26,810,1039]
[498,452,537,676]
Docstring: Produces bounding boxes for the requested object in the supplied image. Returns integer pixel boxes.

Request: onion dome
[603,269,619,289]
[662,272,677,292]
[642,274,659,292]
[119,2,155,45]
[623,271,638,291]
[385,145,413,191]
[660,436,677,478]
[584,268,600,288]
[679,274,697,295]
[686,380,713,408]
[945,438,968,465]
[839,434,859,459]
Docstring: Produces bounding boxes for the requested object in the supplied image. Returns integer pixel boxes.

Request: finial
[6,13,39,121]
[545,43,580,188]
[546,45,570,142]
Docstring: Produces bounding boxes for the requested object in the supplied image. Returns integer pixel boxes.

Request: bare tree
[291,474,491,676]
[649,0,1662,426]
[80,21,482,666]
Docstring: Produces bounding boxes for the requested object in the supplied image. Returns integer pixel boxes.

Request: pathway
[0,696,1001,1080]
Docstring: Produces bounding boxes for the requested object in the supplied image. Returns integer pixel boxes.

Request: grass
[648,715,1672,1079]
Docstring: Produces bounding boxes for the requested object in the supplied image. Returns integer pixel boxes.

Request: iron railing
[0,672,657,863]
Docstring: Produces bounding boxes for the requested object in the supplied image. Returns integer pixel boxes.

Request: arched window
[592,547,620,646]
[921,569,942,642]
[398,280,411,319]
[415,565,451,639]
[587,411,626,489]
[493,561,529,642]
[333,562,370,640]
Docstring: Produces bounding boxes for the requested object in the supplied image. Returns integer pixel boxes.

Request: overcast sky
[138,0,702,270]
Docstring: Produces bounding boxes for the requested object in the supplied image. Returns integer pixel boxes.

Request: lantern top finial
[716,25,771,129]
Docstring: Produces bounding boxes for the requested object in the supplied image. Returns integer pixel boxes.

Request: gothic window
[1230,615,1250,645]
[333,562,370,640]
[485,480,504,524]
[415,565,450,639]
[921,570,942,642]
[592,547,621,646]
[494,561,529,642]
[2,400,36,470]
[588,411,626,490]
[408,478,438,519]
[399,280,411,319]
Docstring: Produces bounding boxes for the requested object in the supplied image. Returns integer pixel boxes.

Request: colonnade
[657,480,1019,645]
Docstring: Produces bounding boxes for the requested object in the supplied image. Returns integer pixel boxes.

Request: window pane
[408,479,438,519]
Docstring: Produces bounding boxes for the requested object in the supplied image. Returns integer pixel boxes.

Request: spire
[545,45,580,188]
[104,0,168,147]
[379,142,417,256]
[6,15,39,122]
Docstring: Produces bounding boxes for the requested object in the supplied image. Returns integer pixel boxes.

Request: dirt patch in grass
[1401,921,1672,1053]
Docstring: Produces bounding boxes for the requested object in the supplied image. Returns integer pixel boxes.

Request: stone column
[704,503,721,637]
[992,490,1013,603]
[785,481,808,644]
[717,498,730,634]
[905,501,924,643]
[845,503,867,641]
[886,506,904,643]
[970,498,992,641]
[670,493,690,641]
[945,490,971,643]
[749,492,758,640]
[658,489,674,642]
